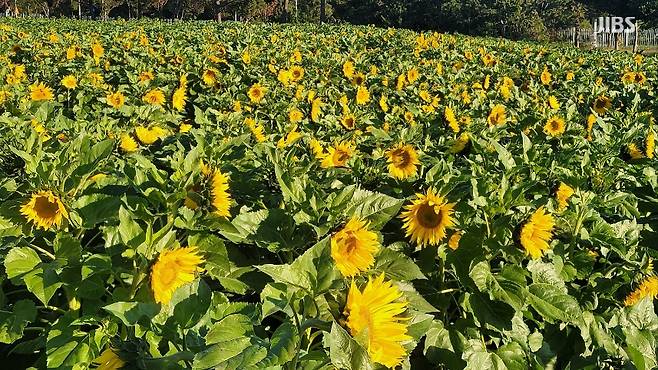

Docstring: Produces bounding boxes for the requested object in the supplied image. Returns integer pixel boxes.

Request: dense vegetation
[2,0,658,40]
[0,18,657,369]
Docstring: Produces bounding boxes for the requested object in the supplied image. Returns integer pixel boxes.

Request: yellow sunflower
[93,348,125,370]
[61,75,77,90]
[386,143,420,180]
[406,68,419,83]
[202,69,218,87]
[289,65,304,81]
[345,274,411,368]
[247,83,266,103]
[309,138,325,159]
[106,91,125,109]
[646,131,655,159]
[244,117,267,143]
[379,95,389,112]
[555,183,574,211]
[448,133,470,154]
[277,128,302,148]
[448,231,463,250]
[289,108,303,123]
[634,72,647,84]
[321,141,354,168]
[341,114,356,130]
[487,104,506,126]
[21,191,69,230]
[30,82,54,101]
[442,106,457,132]
[628,143,645,159]
[401,189,455,246]
[624,276,658,306]
[547,95,559,110]
[151,247,204,304]
[142,89,165,106]
[343,60,354,78]
[311,97,323,123]
[519,207,555,259]
[331,218,380,277]
[120,133,138,153]
[210,169,231,217]
[135,125,167,145]
[622,71,636,84]
[138,71,154,83]
[356,85,370,105]
[593,95,611,115]
[172,86,187,111]
[544,116,565,137]
[540,68,552,85]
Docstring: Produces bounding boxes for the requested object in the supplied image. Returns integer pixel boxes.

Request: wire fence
[554,28,658,48]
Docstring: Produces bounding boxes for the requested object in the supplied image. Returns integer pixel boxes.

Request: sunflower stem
[31,244,56,260]
[289,300,302,370]
[37,305,66,314]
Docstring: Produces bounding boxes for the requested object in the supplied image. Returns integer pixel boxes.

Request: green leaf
[328,322,374,370]
[372,248,425,281]
[206,314,255,345]
[23,264,63,305]
[257,236,339,294]
[46,316,103,369]
[54,233,82,266]
[0,300,37,344]
[4,247,41,279]
[469,261,525,310]
[168,280,212,329]
[118,206,145,249]
[423,321,466,368]
[496,342,527,370]
[103,301,160,326]
[527,283,581,324]
[343,188,404,229]
[257,321,299,367]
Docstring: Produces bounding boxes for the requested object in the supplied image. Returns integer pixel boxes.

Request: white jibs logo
[594,17,636,34]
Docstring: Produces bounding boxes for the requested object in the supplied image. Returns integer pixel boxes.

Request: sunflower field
[0,17,657,370]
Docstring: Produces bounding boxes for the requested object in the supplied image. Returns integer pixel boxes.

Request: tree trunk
[283,0,288,21]
[319,0,325,23]
[575,26,580,48]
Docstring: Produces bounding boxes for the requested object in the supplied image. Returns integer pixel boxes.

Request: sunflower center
[392,149,411,167]
[34,196,60,219]
[334,149,349,164]
[417,203,442,228]
[551,120,560,131]
[595,99,605,109]
[342,231,358,255]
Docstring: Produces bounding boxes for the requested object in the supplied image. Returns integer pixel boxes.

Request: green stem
[289,302,302,370]
[37,305,66,314]
[31,245,55,260]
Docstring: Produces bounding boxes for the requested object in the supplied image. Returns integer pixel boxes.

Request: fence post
[592,20,598,48]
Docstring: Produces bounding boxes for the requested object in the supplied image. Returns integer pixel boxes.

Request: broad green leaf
[0,300,37,344]
[4,247,41,279]
[343,188,403,229]
[103,301,160,326]
[328,322,374,370]
[373,248,425,281]
[528,283,581,324]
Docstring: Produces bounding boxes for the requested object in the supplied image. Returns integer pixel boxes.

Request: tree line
[1,0,656,40]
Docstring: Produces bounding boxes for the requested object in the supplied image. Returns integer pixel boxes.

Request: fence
[554,28,658,48]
